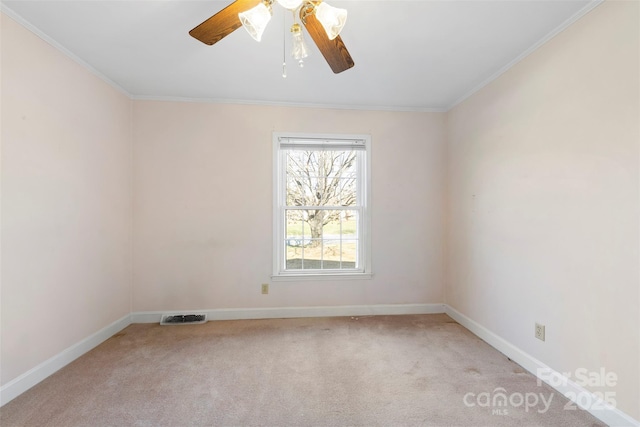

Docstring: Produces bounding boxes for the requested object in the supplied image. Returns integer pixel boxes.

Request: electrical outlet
[535,323,545,341]
[261,283,269,295]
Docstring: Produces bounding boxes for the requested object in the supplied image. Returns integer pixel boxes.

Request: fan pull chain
[282,11,287,78]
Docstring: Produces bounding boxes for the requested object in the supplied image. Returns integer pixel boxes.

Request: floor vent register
[160,314,207,325]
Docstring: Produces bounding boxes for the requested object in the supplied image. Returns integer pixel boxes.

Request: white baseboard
[0,314,131,407]
[131,303,446,323]
[444,305,639,427]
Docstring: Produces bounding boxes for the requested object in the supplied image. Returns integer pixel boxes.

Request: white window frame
[272,132,372,280]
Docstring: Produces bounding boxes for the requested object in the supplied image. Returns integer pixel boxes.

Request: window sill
[271,272,373,282]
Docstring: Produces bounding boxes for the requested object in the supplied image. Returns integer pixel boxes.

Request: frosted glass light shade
[290,23,310,66]
[276,0,303,10]
[239,2,272,42]
[315,2,347,40]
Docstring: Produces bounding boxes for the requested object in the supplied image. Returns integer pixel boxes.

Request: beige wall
[132,101,446,311]
[446,1,639,419]
[1,14,133,384]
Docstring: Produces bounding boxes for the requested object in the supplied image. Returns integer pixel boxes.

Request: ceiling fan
[189,0,355,74]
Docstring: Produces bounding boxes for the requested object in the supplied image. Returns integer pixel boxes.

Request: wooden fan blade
[300,10,354,74]
[189,0,262,46]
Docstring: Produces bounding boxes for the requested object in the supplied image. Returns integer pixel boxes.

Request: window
[273,133,371,279]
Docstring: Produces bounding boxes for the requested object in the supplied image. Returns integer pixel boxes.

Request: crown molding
[447,0,604,111]
[131,95,447,113]
[1,4,132,98]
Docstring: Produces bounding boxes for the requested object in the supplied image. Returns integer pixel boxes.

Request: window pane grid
[285,209,359,271]
[274,133,369,277]
[285,150,358,208]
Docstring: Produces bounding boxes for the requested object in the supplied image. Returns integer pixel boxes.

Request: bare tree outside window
[284,149,359,269]
[286,150,357,244]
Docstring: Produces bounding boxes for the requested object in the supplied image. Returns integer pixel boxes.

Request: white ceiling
[3,0,598,111]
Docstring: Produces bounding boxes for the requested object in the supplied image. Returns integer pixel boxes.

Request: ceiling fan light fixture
[315,2,347,40]
[189,0,354,74]
[290,23,310,67]
[276,0,303,10]
[239,1,272,42]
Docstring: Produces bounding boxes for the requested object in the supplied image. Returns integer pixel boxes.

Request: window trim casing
[272,132,372,280]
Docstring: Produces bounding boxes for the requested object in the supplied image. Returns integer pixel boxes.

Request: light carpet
[0,314,604,426]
